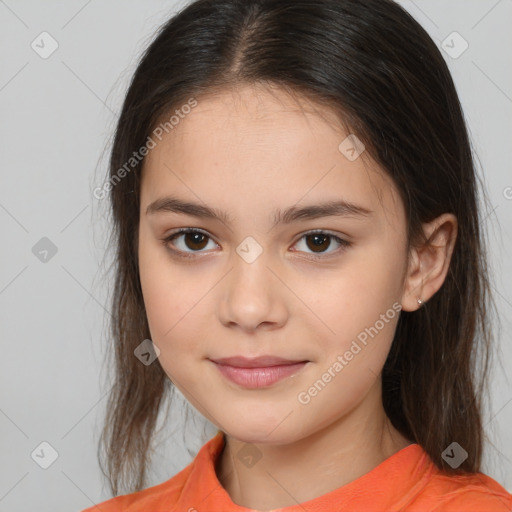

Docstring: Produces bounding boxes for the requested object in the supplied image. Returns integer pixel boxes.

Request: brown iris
[305,233,331,253]
[183,232,209,251]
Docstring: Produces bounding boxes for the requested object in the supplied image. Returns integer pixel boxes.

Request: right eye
[162,228,218,258]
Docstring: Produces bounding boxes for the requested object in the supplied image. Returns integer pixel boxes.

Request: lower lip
[212,361,308,389]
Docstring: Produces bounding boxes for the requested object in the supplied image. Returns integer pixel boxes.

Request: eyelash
[161,228,351,260]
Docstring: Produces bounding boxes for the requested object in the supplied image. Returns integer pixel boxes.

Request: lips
[209,355,308,368]
[209,355,310,388]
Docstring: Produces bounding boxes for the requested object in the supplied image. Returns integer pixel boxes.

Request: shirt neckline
[176,430,436,512]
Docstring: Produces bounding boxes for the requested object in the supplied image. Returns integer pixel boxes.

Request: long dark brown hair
[96,0,497,496]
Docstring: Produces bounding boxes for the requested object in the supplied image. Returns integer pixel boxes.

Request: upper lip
[209,356,308,368]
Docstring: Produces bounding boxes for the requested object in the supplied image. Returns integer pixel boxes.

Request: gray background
[0,0,511,510]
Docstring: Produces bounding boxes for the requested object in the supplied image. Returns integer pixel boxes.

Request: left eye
[162,229,350,258]
[292,231,350,256]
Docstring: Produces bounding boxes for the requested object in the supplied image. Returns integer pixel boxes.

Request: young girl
[84,0,512,510]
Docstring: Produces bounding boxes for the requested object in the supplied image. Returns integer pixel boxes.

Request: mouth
[208,355,310,389]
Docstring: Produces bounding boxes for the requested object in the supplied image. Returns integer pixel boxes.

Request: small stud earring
[417,298,423,306]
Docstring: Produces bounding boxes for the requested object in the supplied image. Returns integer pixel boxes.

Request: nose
[218,247,288,333]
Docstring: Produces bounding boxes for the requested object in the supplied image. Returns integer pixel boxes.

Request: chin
[217,418,301,446]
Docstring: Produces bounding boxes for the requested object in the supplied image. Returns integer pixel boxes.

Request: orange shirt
[83,431,512,511]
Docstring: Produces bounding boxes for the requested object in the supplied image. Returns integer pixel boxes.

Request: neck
[215,383,412,510]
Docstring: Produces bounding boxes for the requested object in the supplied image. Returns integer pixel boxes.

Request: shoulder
[80,431,224,512]
[80,463,191,512]
[411,471,512,512]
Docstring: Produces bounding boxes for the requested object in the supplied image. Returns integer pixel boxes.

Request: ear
[401,213,458,312]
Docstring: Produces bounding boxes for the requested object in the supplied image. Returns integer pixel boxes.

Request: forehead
[141,84,404,228]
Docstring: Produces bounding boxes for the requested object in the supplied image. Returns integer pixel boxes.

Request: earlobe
[400,213,458,312]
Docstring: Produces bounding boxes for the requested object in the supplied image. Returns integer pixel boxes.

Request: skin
[138,83,457,510]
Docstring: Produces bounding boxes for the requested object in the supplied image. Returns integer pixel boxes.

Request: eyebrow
[145,195,372,228]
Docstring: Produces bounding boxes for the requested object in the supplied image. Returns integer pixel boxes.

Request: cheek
[300,243,404,365]
[140,273,205,382]
[138,229,198,347]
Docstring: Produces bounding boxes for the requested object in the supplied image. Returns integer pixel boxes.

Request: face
[138,84,409,445]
